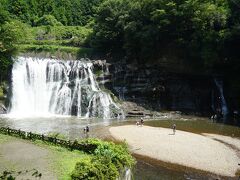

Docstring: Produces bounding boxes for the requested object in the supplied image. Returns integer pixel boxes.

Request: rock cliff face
[93,60,239,122]
[0,103,7,114]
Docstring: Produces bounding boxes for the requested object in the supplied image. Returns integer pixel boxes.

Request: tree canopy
[91,0,237,68]
[0,0,240,73]
[0,0,103,26]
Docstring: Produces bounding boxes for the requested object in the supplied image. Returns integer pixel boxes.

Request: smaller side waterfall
[117,168,132,180]
[124,169,131,180]
[10,57,122,119]
[214,79,228,121]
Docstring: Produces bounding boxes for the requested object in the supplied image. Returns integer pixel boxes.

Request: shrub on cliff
[35,15,63,26]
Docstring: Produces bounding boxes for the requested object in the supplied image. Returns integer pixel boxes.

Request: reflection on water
[0,115,233,180]
[134,160,225,180]
[135,160,190,180]
[0,115,124,139]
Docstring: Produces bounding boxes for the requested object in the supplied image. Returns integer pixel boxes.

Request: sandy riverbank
[109,125,240,177]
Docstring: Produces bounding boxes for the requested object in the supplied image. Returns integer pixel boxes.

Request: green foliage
[35,15,63,26]
[0,132,135,180]
[47,132,68,140]
[0,84,5,103]
[0,86,3,98]
[7,0,30,23]
[25,26,92,44]
[80,139,135,168]
[92,0,231,67]
[71,139,135,180]
[0,11,31,82]
[71,156,119,180]
[0,133,12,144]
[16,44,93,58]
[2,0,103,26]
[0,169,42,179]
[1,0,240,73]
[91,0,130,51]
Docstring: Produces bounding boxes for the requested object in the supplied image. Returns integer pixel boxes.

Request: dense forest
[0,0,240,82]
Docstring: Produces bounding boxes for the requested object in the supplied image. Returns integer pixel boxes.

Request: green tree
[91,0,130,52]
[0,8,28,82]
[7,0,30,23]
[0,8,15,82]
[35,15,63,26]
[92,0,230,67]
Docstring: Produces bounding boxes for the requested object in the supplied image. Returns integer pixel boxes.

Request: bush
[71,156,119,180]
[35,15,63,26]
[71,139,135,180]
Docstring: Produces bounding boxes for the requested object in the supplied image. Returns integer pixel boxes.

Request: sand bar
[109,125,240,177]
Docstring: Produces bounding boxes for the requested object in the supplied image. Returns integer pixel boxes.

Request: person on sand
[172,124,176,135]
[140,117,144,126]
[136,120,140,126]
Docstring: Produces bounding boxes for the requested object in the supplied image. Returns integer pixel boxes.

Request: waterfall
[214,79,228,121]
[123,169,131,180]
[10,57,122,118]
[113,64,127,100]
[117,168,132,180]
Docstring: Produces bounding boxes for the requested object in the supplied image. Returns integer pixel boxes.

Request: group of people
[136,117,144,126]
[84,125,89,133]
[85,119,176,135]
[136,118,176,134]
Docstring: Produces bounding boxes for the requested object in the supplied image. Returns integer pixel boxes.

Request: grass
[145,119,240,137]
[33,140,89,180]
[0,133,90,179]
[27,39,72,46]
[14,24,95,58]
[16,44,93,58]
[0,133,13,144]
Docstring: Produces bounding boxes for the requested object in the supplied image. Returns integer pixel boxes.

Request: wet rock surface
[94,62,213,116]
[0,103,7,114]
[92,60,239,125]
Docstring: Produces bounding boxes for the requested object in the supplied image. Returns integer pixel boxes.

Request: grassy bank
[34,140,90,179]
[145,120,240,138]
[0,133,135,179]
[0,134,85,179]
[13,24,96,59]
[0,134,86,179]
[16,44,93,58]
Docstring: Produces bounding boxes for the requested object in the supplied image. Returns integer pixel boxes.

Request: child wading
[172,124,176,135]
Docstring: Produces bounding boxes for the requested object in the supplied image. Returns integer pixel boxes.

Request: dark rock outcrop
[0,103,7,114]
[93,61,234,119]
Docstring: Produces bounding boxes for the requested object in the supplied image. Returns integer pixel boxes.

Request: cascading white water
[214,79,228,121]
[124,169,131,180]
[10,57,122,118]
[117,168,132,180]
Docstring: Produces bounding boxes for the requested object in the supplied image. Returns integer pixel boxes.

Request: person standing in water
[84,125,89,133]
[172,124,176,135]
